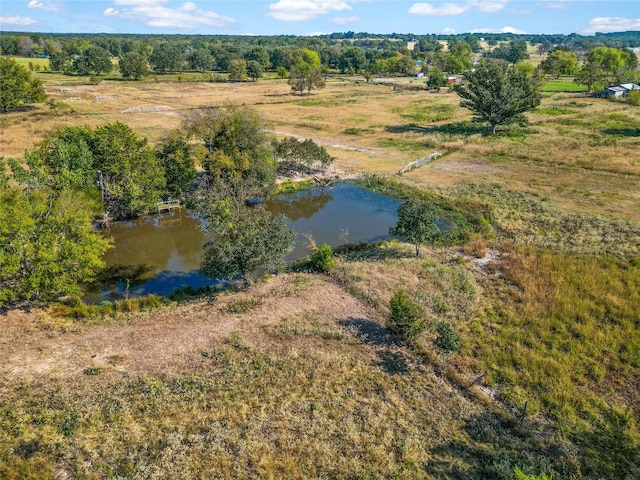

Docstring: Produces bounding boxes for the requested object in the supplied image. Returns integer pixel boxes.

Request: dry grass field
[2,71,639,479]
[2,73,639,221]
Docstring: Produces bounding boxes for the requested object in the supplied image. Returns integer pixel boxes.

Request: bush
[309,244,335,273]
[389,289,426,342]
[434,320,462,354]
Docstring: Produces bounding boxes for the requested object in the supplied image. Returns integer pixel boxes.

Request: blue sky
[1,0,639,36]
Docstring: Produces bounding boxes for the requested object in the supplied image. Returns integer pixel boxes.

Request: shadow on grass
[339,317,396,347]
[424,411,581,479]
[339,317,412,375]
[602,128,640,137]
[385,121,488,137]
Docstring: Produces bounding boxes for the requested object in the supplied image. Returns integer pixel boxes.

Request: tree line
[0,97,335,306]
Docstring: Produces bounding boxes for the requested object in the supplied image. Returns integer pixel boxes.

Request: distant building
[407,41,416,51]
[597,83,640,98]
[447,76,461,84]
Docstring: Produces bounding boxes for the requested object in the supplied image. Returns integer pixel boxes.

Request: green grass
[541,81,587,92]
[8,56,50,70]
[392,103,456,122]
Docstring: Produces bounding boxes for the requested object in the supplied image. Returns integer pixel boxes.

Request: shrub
[389,289,426,343]
[309,244,335,273]
[434,320,462,354]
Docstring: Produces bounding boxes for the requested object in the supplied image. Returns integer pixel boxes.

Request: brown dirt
[0,274,381,382]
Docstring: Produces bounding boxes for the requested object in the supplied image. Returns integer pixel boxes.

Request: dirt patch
[0,274,382,382]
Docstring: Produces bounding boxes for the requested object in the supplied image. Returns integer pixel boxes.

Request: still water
[86,182,400,301]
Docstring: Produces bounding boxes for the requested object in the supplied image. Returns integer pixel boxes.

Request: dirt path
[0,274,380,382]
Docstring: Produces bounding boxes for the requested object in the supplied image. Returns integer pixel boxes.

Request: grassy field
[1,71,639,479]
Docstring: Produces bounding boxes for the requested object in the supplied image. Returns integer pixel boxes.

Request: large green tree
[0,170,109,306]
[539,49,579,78]
[74,46,113,76]
[454,61,541,134]
[157,132,197,197]
[119,52,149,80]
[91,122,166,218]
[200,200,296,285]
[182,105,277,201]
[0,58,46,112]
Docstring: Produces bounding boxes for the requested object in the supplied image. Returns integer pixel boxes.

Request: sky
[0,0,639,37]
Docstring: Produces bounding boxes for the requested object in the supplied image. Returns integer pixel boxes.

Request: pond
[85,182,400,302]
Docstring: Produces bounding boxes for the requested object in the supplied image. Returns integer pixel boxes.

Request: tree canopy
[454,61,541,134]
[0,58,46,112]
[0,169,109,306]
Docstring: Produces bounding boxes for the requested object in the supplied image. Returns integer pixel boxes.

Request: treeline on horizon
[1,30,639,59]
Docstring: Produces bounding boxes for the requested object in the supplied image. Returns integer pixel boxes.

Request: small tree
[454,61,541,134]
[308,244,334,273]
[390,200,443,256]
[228,59,247,82]
[0,58,46,112]
[434,320,462,355]
[246,60,264,82]
[288,65,325,96]
[427,67,448,88]
[389,289,426,343]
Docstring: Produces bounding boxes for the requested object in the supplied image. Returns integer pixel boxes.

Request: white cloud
[442,27,456,34]
[332,15,360,24]
[28,0,59,12]
[0,14,40,26]
[582,17,640,34]
[266,0,352,22]
[471,26,526,34]
[104,0,235,29]
[467,0,508,13]
[408,3,469,16]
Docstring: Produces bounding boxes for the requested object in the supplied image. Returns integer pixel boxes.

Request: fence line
[63,97,81,102]
[398,151,442,175]
[121,105,174,113]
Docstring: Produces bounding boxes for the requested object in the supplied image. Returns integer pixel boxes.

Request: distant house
[597,83,640,98]
[447,76,461,84]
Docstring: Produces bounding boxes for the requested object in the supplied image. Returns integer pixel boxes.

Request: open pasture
[2,74,639,222]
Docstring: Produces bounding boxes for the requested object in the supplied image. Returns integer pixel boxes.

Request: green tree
[182,105,277,201]
[119,52,149,80]
[434,320,462,355]
[0,58,46,112]
[444,41,473,73]
[580,46,637,86]
[35,126,96,191]
[246,60,264,81]
[228,59,248,81]
[200,201,296,285]
[74,46,113,76]
[188,48,214,72]
[454,61,541,134]
[244,46,271,69]
[427,67,448,88]
[390,200,444,256]
[288,65,325,96]
[91,122,166,218]
[338,47,368,74]
[272,137,334,173]
[150,43,185,74]
[539,49,579,78]
[0,184,109,306]
[157,132,196,197]
[49,50,74,73]
[389,289,426,343]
